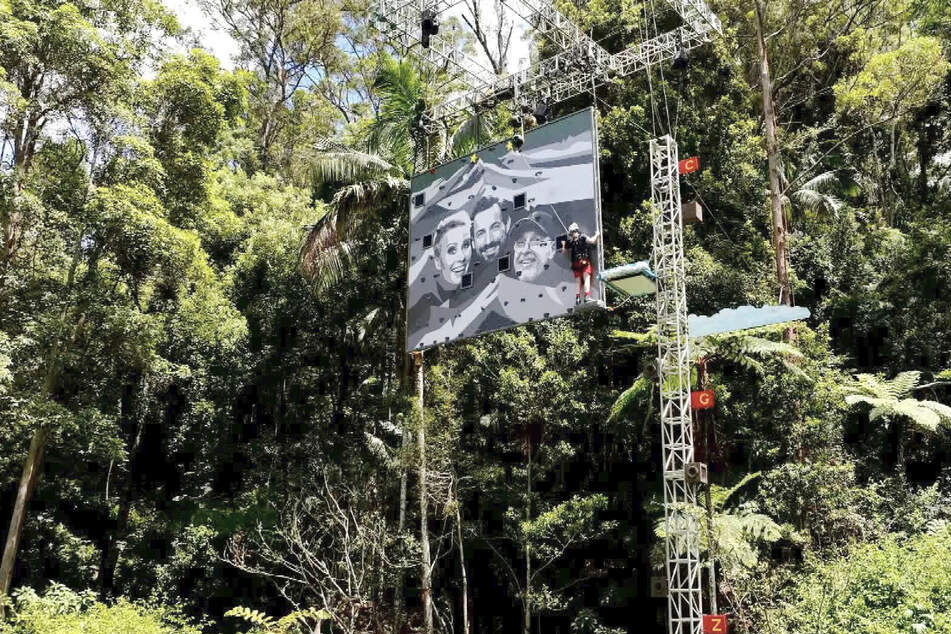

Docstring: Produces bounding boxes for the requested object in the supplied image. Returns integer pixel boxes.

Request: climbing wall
[405,109,604,351]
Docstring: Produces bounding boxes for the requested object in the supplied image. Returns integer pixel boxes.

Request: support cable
[648,0,673,137]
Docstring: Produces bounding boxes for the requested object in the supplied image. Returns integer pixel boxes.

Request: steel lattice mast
[651,135,703,634]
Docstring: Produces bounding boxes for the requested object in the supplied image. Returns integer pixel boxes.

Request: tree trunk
[415,352,433,634]
[0,425,50,615]
[523,443,532,634]
[454,485,470,634]
[894,418,906,479]
[0,252,83,613]
[754,0,792,306]
[99,387,147,598]
[395,293,410,631]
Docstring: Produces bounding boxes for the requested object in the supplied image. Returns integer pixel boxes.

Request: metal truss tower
[651,134,703,634]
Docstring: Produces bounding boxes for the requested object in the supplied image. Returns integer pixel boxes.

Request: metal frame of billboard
[405,107,603,351]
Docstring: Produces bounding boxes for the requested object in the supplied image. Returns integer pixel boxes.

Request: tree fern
[652,474,780,575]
[608,375,652,423]
[226,605,331,633]
[844,371,951,433]
[226,606,276,628]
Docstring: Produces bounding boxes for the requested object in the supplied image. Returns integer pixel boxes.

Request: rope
[684,178,738,247]
[647,0,672,137]
[640,2,660,137]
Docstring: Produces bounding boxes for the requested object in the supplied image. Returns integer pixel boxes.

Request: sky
[163,0,240,69]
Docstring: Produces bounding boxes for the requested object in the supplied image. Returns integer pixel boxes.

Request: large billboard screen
[406,108,603,351]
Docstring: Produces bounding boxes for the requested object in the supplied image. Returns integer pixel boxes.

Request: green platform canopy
[599,261,657,297]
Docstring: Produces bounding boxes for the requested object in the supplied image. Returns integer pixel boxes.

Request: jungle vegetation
[1,0,951,632]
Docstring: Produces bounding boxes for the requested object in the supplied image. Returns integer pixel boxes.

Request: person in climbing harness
[562,222,600,304]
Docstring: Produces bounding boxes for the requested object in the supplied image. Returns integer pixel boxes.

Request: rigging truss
[371,0,721,130]
[651,134,704,634]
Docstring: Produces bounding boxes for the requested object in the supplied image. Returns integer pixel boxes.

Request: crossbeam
[387,0,722,130]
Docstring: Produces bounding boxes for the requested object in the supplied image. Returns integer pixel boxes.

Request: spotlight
[533,100,550,125]
[673,47,689,71]
[420,9,438,48]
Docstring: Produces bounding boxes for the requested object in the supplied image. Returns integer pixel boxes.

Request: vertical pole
[651,134,703,634]
[454,480,470,634]
[704,479,717,615]
[754,0,791,306]
[699,364,718,615]
[414,351,433,634]
[523,442,532,634]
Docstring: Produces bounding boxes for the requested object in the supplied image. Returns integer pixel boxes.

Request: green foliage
[845,371,951,432]
[0,584,201,634]
[834,36,950,122]
[2,0,951,631]
[226,605,332,633]
[653,473,782,575]
[776,528,951,633]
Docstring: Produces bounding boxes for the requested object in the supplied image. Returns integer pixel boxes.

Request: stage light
[420,9,438,48]
[673,47,689,71]
[533,101,550,125]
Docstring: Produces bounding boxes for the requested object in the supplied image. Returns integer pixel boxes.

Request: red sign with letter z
[703,615,728,633]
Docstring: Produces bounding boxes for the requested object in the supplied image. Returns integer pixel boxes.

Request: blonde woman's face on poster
[434,223,472,286]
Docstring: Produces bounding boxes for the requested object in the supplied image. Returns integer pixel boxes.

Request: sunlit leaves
[834,36,950,123]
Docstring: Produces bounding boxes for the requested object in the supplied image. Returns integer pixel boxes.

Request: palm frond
[610,329,655,346]
[300,217,353,291]
[365,432,398,469]
[851,373,890,398]
[715,472,763,510]
[844,394,890,408]
[916,400,951,426]
[609,376,653,423]
[447,110,502,159]
[781,359,814,382]
[789,170,845,215]
[735,335,804,359]
[800,170,840,191]
[309,150,397,185]
[714,510,782,572]
[891,399,940,432]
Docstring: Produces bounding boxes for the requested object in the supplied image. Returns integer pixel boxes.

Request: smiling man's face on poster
[472,197,509,261]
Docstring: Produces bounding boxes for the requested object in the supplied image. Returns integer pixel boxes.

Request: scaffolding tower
[651,135,703,634]
[373,0,720,130]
